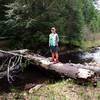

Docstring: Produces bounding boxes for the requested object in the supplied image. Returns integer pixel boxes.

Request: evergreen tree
[0,0,100,49]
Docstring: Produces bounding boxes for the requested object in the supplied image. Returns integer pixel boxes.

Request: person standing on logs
[49,27,59,63]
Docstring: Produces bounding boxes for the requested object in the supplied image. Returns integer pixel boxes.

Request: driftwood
[0,49,100,83]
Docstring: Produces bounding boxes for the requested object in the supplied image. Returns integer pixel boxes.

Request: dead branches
[0,49,28,83]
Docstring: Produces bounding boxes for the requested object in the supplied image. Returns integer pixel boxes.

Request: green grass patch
[79,40,100,50]
[0,79,100,100]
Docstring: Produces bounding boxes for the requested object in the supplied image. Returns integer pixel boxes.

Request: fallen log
[0,49,28,56]
[0,49,99,82]
[24,54,95,80]
[69,63,100,74]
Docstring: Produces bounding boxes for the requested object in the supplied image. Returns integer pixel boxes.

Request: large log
[69,63,100,74]
[0,49,28,56]
[0,49,99,81]
[24,54,95,79]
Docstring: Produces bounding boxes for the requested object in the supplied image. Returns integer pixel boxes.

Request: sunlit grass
[25,79,100,100]
[81,40,100,50]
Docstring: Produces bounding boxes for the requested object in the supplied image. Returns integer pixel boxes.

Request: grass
[60,39,100,51]
[0,79,100,100]
[81,40,100,50]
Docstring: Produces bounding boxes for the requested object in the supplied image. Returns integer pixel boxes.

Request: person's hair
[51,27,56,31]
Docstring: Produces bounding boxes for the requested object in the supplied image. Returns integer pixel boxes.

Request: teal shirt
[49,33,59,46]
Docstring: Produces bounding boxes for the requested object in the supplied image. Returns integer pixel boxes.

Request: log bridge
[0,49,100,83]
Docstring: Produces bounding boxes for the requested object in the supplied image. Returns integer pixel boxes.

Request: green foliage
[0,0,100,50]
[89,11,100,32]
[63,0,84,45]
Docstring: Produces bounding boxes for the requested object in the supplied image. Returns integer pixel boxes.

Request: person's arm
[49,35,50,46]
[56,34,59,42]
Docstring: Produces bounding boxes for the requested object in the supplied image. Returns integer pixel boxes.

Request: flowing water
[81,47,100,63]
[59,47,100,64]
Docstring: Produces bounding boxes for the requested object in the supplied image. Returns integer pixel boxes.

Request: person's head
[51,27,56,33]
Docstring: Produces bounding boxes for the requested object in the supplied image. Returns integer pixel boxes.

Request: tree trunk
[0,49,99,82]
[24,53,95,80]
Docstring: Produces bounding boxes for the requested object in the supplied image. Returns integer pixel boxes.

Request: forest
[0,0,100,51]
[0,0,100,100]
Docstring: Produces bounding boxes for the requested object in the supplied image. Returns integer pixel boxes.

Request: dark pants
[50,46,59,53]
